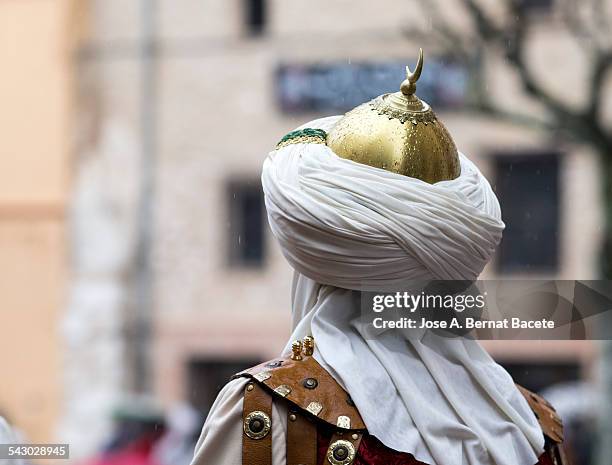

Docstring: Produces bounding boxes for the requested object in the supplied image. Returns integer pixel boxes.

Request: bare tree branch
[404,0,612,152]
[407,1,474,62]
[461,0,576,121]
[592,0,612,47]
[589,50,612,119]
[461,0,502,40]
[468,101,552,130]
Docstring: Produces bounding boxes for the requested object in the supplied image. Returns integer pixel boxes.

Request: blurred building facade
[0,0,76,444]
[0,0,608,460]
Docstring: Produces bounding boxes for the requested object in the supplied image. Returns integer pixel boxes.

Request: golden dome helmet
[326,49,460,184]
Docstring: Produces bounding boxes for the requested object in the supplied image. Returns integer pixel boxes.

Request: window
[244,0,266,36]
[500,361,579,393]
[275,58,468,114]
[494,153,560,273]
[227,180,265,267]
[520,0,554,12]
[187,358,261,415]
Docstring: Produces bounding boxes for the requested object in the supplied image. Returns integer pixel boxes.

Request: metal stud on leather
[244,410,271,440]
[326,439,356,465]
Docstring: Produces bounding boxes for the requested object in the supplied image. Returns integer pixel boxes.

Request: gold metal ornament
[291,340,303,361]
[326,48,460,184]
[254,371,271,382]
[303,377,318,389]
[274,384,292,397]
[244,410,272,440]
[302,335,315,356]
[336,415,351,429]
[306,401,323,416]
[326,439,357,465]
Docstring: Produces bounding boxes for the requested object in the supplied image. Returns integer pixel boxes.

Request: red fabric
[317,427,555,465]
[85,436,162,465]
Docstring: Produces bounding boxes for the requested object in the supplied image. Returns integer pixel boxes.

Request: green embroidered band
[276,128,327,149]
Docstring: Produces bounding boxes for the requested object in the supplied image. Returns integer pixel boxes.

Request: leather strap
[516,385,564,443]
[286,409,317,465]
[548,442,569,465]
[242,382,273,465]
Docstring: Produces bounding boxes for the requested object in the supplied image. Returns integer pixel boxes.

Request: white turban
[262,116,545,465]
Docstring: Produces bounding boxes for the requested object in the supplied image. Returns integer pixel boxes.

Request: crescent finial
[400,48,424,96]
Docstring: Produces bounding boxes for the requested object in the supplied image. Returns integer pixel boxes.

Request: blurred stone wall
[0,0,74,444]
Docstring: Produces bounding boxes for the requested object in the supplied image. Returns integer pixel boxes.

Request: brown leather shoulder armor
[234,354,366,431]
[234,349,364,465]
[234,348,566,465]
[515,385,567,465]
[516,384,564,444]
